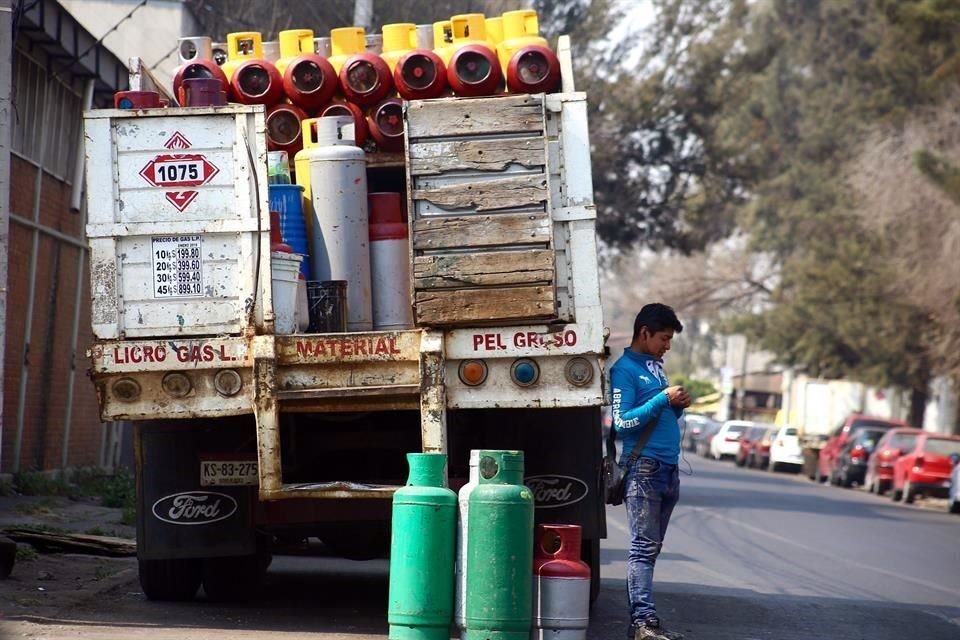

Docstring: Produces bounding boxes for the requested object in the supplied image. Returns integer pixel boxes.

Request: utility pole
[353,0,373,30]
[0,0,13,473]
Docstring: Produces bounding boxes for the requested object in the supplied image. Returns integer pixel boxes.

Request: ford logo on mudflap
[151,491,237,525]
[525,475,589,509]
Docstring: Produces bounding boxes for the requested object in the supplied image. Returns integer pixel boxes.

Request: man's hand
[665,385,691,408]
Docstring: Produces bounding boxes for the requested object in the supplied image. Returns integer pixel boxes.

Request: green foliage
[70,468,135,510]
[15,544,38,562]
[11,471,71,497]
[670,375,717,401]
[914,149,960,204]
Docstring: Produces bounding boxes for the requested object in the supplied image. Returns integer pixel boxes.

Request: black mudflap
[136,418,258,560]
[448,407,606,541]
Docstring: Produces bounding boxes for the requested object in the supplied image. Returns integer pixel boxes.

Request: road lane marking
[687,505,958,598]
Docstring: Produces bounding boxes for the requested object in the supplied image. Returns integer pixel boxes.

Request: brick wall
[2,155,104,472]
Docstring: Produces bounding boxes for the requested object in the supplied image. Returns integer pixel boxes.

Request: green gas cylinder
[388,453,457,640]
[465,450,534,640]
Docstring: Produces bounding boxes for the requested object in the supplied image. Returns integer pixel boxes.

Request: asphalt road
[2,455,958,640]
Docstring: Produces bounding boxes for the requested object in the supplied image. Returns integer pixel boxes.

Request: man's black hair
[632,303,683,341]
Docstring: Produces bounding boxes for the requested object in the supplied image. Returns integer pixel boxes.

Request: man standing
[611,303,690,640]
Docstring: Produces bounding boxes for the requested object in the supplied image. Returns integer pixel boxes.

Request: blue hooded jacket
[610,348,682,465]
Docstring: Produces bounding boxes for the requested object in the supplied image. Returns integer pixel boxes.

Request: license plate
[200,460,258,486]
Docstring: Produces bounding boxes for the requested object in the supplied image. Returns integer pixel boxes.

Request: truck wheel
[202,554,263,602]
[139,558,202,601]
[581,537,600,605]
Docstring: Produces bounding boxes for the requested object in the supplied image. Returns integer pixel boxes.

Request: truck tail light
[112,378,141,402]
[162,372,193,399]
[214,370,243,397]
[510,358,539,387]
[458,360,488,387]
[564,357,593,387]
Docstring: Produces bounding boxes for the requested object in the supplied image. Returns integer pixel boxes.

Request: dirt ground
[0,495,138,624]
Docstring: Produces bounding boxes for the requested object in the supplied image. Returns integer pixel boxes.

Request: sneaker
[631,617,684,640]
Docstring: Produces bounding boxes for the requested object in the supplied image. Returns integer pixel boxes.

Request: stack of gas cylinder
[165,9,562,156]
[388,450,591,640]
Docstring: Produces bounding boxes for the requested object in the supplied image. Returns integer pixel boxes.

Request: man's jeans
[624,456,680,625]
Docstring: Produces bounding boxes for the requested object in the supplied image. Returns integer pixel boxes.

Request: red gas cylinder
[339,52,393,107]
[506,45,561,94]
[229,59,284,105]
[320,100,369,147]
[114,91,162,109]
[173,60,228,103]
[394,50,448,100]
[369,192,413,330]
[532,524,590,640]
[266,103,308,155]
[178,77,228,107]
[282,54,338,111]
[447,44,503,97]
[367,98,404,153]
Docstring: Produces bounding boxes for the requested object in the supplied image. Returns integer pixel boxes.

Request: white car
[768,426,804,471]
[709,420,755,460]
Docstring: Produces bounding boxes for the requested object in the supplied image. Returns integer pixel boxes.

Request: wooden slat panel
[413,174,547,212]
[406,94,544,138]
[414,250,554,289]
[415,286,556,325]
[409,138,546,176]
[413,213,551,250]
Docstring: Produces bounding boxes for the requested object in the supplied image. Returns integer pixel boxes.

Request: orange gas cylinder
[447,14,502,97]
[172,37,228,101]
[221,32,263,81]
[367,98,404,153]
[328,27,366,74]
[320,100,369,147]
[339,51,393,107]
[229,58,284,105]
[266,103,309,155]
[499,10,560,94]
[381,23,417,72]
[394,49,447,100]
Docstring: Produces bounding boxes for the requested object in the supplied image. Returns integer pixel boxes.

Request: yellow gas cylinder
[498,9,560,94]
[381,23,417,72]
[497,9,548,69]
[293,118,322,236]
[328,26,366,74]
[447,13,502,97]
[432,21,454,64]
[221,31,263,81]
[486,16,504,50]
[276,29,315,77]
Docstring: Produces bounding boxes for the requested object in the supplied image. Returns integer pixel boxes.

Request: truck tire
[139,558,202,601]
[201,554,263,601]
[581,537,601,605]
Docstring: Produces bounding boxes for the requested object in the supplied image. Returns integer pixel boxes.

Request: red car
[816,414,909,483]
[891,433,960,503]
[864,427,922,495]
[735,425,773,468]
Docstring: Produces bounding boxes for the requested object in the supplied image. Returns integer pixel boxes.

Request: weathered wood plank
[409,138,546,176]
[414,249,555,289]
[413,213,551,250]
[413,174,548,212]
[406,94,544,138]
[415,286,556,325]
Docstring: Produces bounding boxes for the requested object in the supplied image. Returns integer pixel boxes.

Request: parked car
[695,420,723,458]
[682,414,718,452]
[768,426,803,472]
[949,455,960,514]
[735,425,774,468]
[710,420,755,460]
[829,427,887,487]
[864,428,922,495]
[816,414,909,483]
[891,433,960,504]
[749,427,777,470]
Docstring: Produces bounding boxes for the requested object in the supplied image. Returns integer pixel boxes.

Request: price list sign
[151,235,204,298]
